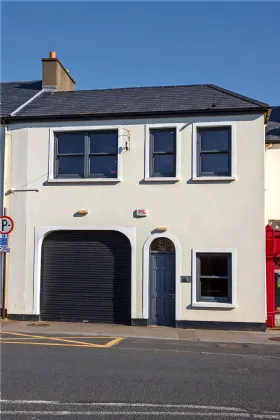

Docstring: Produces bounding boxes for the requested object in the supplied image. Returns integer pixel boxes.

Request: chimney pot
[50,51,56,59]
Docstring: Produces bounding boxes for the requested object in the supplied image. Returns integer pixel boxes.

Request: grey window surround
[54,130,118,179]
[197,127,231,177]
[150,128,176,178]
[196,253,232,304]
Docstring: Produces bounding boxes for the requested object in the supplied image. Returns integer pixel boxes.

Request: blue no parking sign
[0,234,10,252]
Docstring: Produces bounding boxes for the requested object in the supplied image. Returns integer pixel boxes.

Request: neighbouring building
[265,107,280,327]
[1,52,271,330]
[0,79,42,314]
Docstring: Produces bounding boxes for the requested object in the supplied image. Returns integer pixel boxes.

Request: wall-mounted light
[155,226,167,232]
[77,210,89,215]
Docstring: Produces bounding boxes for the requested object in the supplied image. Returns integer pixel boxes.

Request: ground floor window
[192,249,236,308]
[276,272,280,311]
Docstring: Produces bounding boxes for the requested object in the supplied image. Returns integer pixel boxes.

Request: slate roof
[266,107,280,143]
[0,80,42,117]
[7,83,269,120]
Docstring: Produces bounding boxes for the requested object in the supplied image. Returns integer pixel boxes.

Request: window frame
[150,128,176,178]
[48,126,122,183]
[54,131,87,179]
[192,122,236,181]
[145,124,181,181]
[192,248,237,308]
[275,272,280,312]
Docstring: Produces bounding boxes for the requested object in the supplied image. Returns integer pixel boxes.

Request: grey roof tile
[12,84,269,119]
[0,80,42,117]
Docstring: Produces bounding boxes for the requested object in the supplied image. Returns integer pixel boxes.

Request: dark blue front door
[150,253,175,326]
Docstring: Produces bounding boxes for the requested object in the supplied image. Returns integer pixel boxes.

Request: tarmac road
[1,333,280,419]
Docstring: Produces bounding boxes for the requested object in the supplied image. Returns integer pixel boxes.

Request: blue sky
[1,1,279,105]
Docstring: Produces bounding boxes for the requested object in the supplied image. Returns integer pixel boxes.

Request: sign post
[0,216,14,318]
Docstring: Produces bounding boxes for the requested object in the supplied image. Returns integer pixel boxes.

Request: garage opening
[40,230,131,324]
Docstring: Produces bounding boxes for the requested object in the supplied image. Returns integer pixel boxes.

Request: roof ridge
[207,84,269,108]
[54,83,208,94]
[0,79,41,85]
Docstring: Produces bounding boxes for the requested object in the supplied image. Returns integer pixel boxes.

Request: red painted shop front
[266,225,280,328]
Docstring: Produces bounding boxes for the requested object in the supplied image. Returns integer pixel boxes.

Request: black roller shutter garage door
[41,230,131,324]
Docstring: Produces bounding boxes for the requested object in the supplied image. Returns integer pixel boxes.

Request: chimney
[42,51,75,91]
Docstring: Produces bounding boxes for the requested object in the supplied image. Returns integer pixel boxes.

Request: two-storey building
[2,53,270,330]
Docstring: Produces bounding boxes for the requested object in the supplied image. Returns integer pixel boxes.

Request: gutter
[3,106,270,124]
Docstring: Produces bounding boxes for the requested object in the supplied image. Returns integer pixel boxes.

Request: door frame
[143,233,181,322]
[33,226,136,319]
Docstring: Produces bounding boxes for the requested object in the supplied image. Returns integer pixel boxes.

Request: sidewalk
[1,319,280,345]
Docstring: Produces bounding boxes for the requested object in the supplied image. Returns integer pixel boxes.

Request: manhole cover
[268,337,280,342]
[27,322,49,327]
[217,343,248,348]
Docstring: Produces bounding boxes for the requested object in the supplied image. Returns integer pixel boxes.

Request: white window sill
[192,302,236,309]
[47,178,121,184]
[192,176,236,182]
[144,177,180,182]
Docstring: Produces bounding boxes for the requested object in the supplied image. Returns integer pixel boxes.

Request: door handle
[169,294,175,298]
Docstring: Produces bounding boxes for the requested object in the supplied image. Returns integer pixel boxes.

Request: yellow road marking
[103,337,124,347]
[0,341,107,348]
[0,331,100,347]
[0,336,113,340]
[1,337,47,340]
[0,331,124,348]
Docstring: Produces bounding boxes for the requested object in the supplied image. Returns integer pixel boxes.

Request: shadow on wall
[43,180,121,187]
[186,179,234,185]
[73,212,87,218]
[186,304,234,311]
[139,179,179,185]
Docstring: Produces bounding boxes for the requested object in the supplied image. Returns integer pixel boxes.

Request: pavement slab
[1,320,280,345]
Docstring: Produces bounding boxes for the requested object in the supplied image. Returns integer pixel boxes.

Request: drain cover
[217,343,248,348]
[268,337,280,342]
[27,322,49,327]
